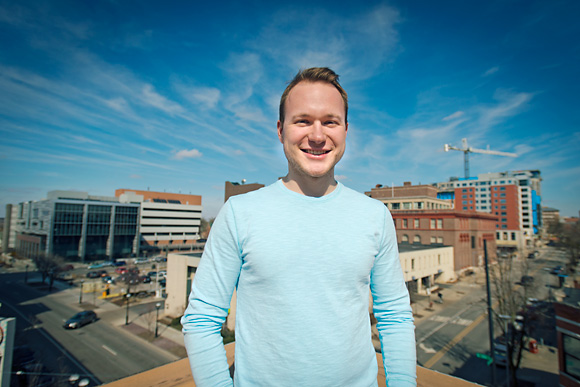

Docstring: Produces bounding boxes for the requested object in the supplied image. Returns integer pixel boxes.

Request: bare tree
[32,252,65,290]
[490,256,537,386]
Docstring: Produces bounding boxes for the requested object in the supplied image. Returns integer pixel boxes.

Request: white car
[134,258,149,264]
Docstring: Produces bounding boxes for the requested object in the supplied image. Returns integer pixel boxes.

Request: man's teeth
[304,150,329,155]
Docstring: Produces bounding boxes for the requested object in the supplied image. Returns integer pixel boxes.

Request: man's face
[277,81,348,181]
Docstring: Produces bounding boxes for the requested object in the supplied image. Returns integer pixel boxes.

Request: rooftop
[103,343,481,387]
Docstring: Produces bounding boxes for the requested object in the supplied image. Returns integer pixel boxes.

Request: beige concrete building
[365,182,452,210]
[400,244,455,295]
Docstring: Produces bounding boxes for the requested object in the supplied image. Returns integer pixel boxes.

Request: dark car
[102,275,115,284]
[140,275,152,284]
[86,270,107,278]
[520,275,534,286]
[551,265,564,275]
[114,260,127,267]
[63,311,97,329]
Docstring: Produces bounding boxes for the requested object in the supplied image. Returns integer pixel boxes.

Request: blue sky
[1,0,579,219]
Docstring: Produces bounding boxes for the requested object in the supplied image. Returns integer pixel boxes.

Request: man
[182,67,416,386]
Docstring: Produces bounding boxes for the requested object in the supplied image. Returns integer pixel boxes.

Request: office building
[9,191,139,261]
[115,189,202,255]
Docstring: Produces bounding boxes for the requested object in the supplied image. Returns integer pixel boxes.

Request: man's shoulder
[340,184,386,210]
[227,182,277,207]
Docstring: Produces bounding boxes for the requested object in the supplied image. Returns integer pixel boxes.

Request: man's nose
[308,121,326,143]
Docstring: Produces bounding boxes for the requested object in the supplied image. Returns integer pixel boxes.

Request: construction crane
[444,138,517,178]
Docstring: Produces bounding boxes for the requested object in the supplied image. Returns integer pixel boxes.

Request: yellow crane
[444,138,517,178]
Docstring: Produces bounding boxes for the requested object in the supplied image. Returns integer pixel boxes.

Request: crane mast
[444,138,517,178]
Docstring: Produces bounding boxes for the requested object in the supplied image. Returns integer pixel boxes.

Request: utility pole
[484,240,497,386]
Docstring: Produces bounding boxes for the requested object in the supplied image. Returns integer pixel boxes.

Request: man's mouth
[302,149,330,155]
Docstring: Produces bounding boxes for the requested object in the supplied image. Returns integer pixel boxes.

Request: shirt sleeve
[181,200,242,387]
[370,207,417,386]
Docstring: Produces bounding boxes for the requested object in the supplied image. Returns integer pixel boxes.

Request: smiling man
[182,68,416,386]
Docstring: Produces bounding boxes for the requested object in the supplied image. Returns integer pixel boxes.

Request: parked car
[147,271,157,279]
[494,343,508,367]
[140,275,151,284]
[158,270,167,278]
[520,275,534,286]
[87,262,104,269]
[63,311,97,329]
[113,260,127,267]
[134,257,149,264]
[103,261,116,267]
[86,270,107,278]
[159,278,166,287]
[550,265,564,275]
[102,275,115,284]
[153,256,167,262]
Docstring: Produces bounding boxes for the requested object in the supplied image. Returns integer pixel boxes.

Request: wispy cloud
[482,66,499,77]
[442,111,465,121]
[173,149,203,160]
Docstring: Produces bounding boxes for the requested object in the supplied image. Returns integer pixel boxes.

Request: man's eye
[325,121,338,126]
[297,119,309,124]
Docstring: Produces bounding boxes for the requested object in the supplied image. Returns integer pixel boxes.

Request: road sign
[476,352,493,366]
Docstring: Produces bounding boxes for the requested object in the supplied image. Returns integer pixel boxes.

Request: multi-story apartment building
[115,189,202,255]
[542,207,560,228]
[436,170,542,250]
[7,191,140,261]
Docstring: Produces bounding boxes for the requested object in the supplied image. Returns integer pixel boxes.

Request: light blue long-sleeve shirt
[182,180,416,386]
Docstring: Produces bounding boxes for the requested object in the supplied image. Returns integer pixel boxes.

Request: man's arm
[371,207,417,386]
[181,200,242,387]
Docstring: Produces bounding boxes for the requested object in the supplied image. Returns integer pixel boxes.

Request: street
[414,245,566,386]
[0,269,177,385]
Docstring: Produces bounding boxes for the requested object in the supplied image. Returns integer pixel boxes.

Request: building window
[500,187,506,191]
[437,237,443,244]
[437,219,443,229]
[402,234,409,242]
[563,334,580,380]
[471,236,475,248]
[414,219,420,228]
[430,219,436,229]
[411,259,415,269]
[413,235,421,244]
[500,199,506,203]
[511,232,516,241]
[392,202,400,210]
[402,219,408,228]
[496,232,500,239]
[403,202,411,209]
[438,254,441,264]
[501,218,507,223]
[430,236,436,244]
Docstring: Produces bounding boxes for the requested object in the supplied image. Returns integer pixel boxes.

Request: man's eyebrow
[290,113,342,120]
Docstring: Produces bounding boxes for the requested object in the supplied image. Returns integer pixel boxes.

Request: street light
[499,314,511,387]
[155,302,161,337]
[125,293,131,325]
[79,280,84,304]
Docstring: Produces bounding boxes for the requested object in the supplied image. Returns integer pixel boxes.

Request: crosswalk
[429,315,473,326]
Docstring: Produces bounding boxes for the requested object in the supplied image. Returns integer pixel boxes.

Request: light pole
[79,280,84,304]
[125,293,131,325]
[25,264,29,283]
[155,302,161,337]
[499,314,511,387]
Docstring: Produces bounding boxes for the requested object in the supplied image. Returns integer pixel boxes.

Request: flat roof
[398,244,450,253]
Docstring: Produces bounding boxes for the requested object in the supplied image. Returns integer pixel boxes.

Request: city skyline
[1,0,579,219]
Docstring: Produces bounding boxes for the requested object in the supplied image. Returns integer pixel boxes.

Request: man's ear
[345,121,349,134]
[277,120,284,144]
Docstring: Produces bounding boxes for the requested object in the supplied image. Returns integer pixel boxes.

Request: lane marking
[102,345,118,356]
[419,343,436,354]
[422,261,547,369]
[423,313,487,368]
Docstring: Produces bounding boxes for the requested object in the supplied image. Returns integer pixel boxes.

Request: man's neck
[281,173,338,197]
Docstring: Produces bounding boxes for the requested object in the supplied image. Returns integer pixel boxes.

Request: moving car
[63,311,97,329]
[86,270,107,278]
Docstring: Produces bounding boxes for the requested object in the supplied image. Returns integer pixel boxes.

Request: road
[415,245,567,386]
[0,270,176,386]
